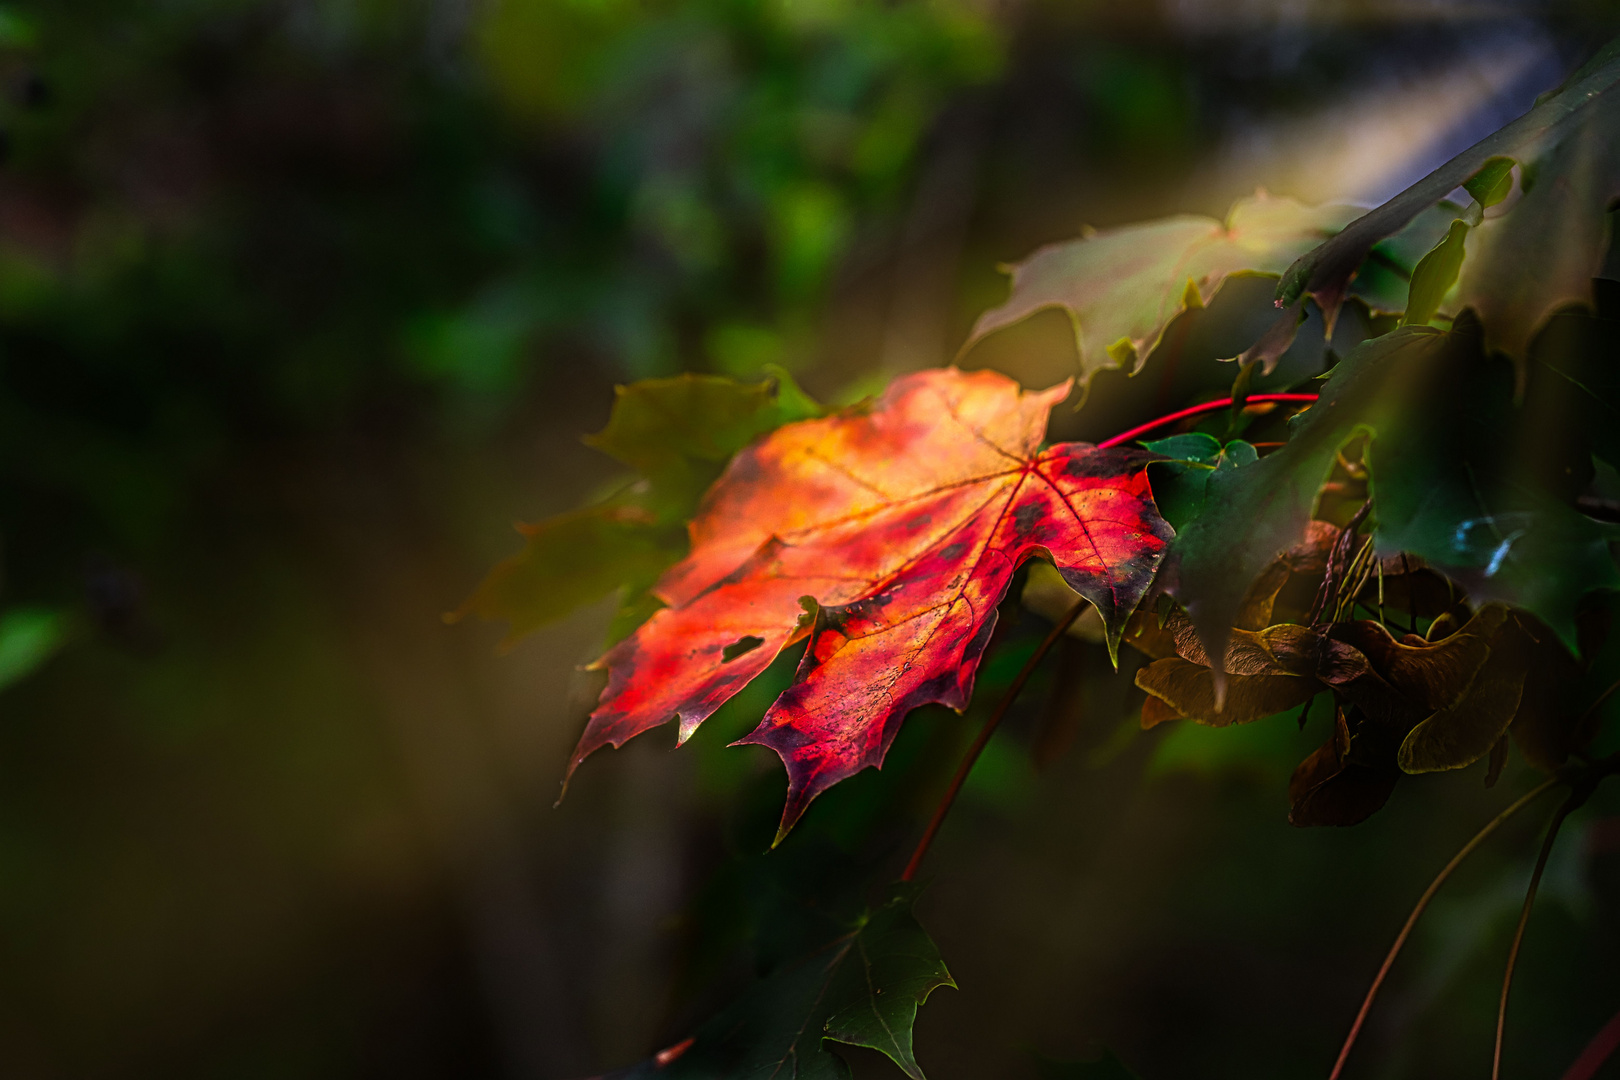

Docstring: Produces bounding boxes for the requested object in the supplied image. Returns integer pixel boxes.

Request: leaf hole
[722,635,766,663]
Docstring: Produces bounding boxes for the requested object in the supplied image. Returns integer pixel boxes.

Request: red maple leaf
[570,368,1171,838]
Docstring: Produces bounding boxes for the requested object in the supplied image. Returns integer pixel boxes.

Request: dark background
[1,1,1618,1077]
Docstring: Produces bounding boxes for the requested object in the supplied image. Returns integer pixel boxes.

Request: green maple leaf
[1456,98,1620,378]
[961,193,1361,391]
[1277,35,1620,351]
[599,885,954,1080]
[1166,318,1620,676]
[453,370,821,646]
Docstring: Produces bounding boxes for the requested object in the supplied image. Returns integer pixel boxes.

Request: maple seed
[568,367,1172,840]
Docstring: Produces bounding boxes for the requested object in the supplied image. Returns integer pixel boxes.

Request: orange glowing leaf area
[572,368,1172,838]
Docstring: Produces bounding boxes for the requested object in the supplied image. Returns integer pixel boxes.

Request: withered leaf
[1289,707,1401,828]
[1140,693,1182,730]
[1507,614,1585,771]
[1329,605,1505,715]
[1397,662,1525,774]
[1136,656,1318,728]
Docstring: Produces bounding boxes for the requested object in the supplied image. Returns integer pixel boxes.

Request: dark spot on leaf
[1013,503,1042,531]
[940,542,968,560]
[1063,448,1150,478]
[722,635,766,663]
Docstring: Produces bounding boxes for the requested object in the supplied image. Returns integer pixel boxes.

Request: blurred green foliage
[0,0,1003,609]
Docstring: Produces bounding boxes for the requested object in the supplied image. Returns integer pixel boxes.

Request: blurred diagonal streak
[1200,33,1557,206]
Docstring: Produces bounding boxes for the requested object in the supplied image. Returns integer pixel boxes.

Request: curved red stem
[1563,1004,1620,1080]
[1326,779,1558,1080]
[1495,793,1580,1078]
[1097,393,1319,449]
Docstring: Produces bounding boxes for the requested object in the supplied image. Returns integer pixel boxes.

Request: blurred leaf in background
[0,604,67,693]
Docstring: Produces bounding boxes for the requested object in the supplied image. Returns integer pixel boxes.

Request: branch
[900,597,1086,883]
[1494,791,1581,1080]
[1327,777,1559,1080]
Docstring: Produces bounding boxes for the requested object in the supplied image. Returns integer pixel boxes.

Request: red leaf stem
[1096,393,1319,449]
[899,597,1088,882]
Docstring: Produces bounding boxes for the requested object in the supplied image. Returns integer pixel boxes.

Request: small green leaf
[604,885,954,1080]
[1141,432,1224,462]
[1402,219,1468,327]
[1463,156,1516,208]
[1144,434,1256,532]
[1349,201,1469,314]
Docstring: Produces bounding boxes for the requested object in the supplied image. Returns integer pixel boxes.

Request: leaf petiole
[1327,777,1559,1080]
[900,596,1088,883]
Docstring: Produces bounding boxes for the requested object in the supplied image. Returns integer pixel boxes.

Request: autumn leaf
[574,368,1171,837]
[961,193,1360,388]
[599,885,953,1080]
[453,371,821,646]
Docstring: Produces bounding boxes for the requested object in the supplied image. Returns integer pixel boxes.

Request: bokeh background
[2,1,1619,1077]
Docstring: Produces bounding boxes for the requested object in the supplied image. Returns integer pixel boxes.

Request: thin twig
[1327,778,1559,1080]
[1494,791,1582,1079]
[900,598,1087,883]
